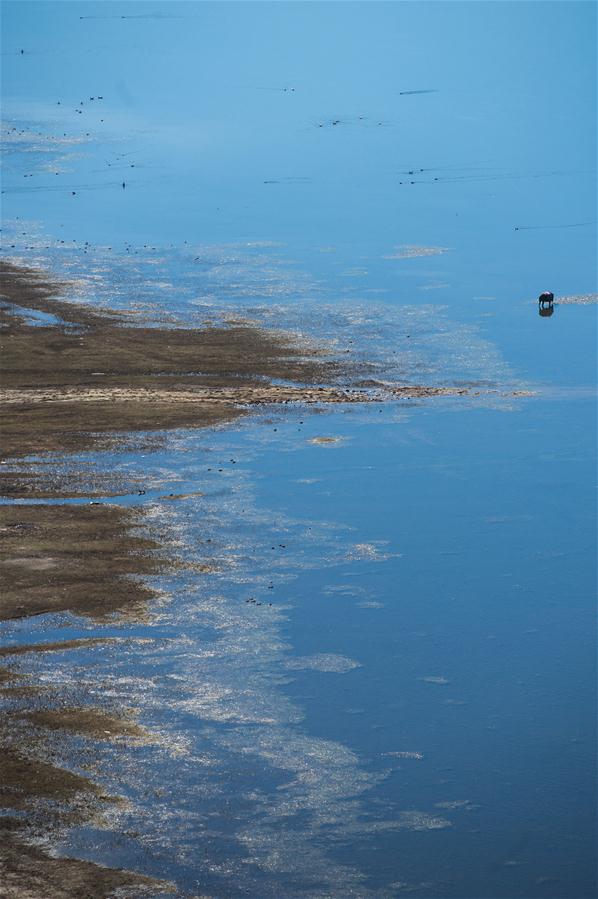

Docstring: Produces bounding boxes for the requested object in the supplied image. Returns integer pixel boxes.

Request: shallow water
[1,3,596,898]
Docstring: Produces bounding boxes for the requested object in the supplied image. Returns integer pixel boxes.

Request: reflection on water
[1,1,596,897]
[0,416,461,897]
[1,194,596,899]
[2,378,596,897]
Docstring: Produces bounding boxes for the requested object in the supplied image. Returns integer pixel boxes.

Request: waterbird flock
[3,35,594,279]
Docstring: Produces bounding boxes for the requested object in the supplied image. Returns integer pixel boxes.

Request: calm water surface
[1,3,596,897]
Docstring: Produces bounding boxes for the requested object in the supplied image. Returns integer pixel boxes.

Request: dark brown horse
[538,291,554,307]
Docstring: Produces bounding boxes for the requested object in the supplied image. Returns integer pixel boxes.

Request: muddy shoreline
[0,262,351,897]
[0,261,481,897]
[1,261,379,898]
[0,261,366,469]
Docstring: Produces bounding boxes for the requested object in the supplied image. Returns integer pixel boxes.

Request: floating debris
[284,654,361,674]
[383,245,449,259]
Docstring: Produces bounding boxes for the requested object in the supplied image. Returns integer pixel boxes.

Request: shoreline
[0,260,504,897]
[0,260,377,898]
[0,260,365,468]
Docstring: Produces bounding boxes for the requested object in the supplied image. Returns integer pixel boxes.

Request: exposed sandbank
[0,261,362,467]
[0,261,373,897]
[0,261,477,482]
[0,503,164,621]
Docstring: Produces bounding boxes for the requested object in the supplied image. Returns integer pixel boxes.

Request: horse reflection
[539,304,555,317]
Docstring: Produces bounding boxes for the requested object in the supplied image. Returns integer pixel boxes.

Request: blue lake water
[1,2,596,897]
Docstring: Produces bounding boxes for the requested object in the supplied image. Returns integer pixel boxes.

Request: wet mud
[0,261,520,897]
[0,673,169,898]
[1,826,163,899]
[0,503,164,621]
[0,262,377,897]
[0,261,361,897]
[0,261,361,471]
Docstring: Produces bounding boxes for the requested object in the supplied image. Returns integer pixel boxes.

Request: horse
[538,291,554,307]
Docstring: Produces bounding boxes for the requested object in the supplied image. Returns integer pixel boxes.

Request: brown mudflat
[0,502,165,621]
[0,261,368,896]
[0,262,479,476]
[1,822,166,899]
[0,261,481,897]
[1,745,102,812]
[23,706,146,741]
[0,261,362,468]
